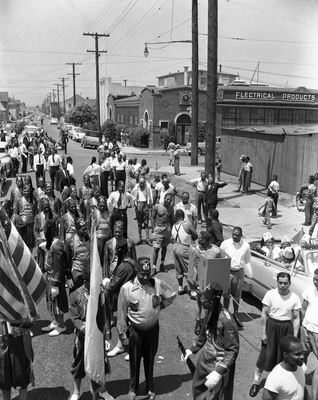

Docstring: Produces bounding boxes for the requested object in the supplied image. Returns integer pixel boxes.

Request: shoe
[178,288,187,295]
[148,392,156,400]
[49,326,66,337]
[99,391,115,400]
[125,353,130,361]
[107,345,124,357]
[136,239,142,245]
[233,313,244,328]
[249,383,260,397]
[190,291,197,300]
[198,219,202,224]
[302,223,310,226]
[127,391,136,400]
[41,321,58,332]
[194,319,203,335]
[69,393,80,400]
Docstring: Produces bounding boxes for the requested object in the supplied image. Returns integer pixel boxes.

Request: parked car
[49,117,59,125]
[68,126,86,142]
[243,239,316,302]
[186,136,221,156]
[81,131,99,148]
[0,142,12,185]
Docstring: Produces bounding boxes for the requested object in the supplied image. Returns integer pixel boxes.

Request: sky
[0,0,318,107]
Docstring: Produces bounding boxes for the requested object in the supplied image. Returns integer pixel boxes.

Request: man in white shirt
[249,272,301,397]
[268,174,280,217]
[34,147,46,180]
[301,268,318,363]
[132,177,153,245]
[132,157,141,176]
[47,148,61,189]
[155,176,175,205]
[174,191,198,229]
[262,335,306,400]
[107,181,134,238]
[220,226,251,328]
[190,172,208,224]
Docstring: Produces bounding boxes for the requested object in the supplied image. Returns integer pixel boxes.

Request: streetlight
[144,44,149,57]
[143,40,192,57]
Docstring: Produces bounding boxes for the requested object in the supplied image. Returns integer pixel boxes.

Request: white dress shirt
[48,154,61,168]
[107,191,135,213]
[34,154,46,169]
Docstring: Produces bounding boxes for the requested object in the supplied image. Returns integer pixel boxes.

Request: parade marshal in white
[117,257,176,400]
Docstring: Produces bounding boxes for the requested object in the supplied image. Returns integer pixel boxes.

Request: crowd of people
[0,128,317,400]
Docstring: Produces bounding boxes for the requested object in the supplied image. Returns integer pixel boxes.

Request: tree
[101,119,117,141]
[69,102,97,127]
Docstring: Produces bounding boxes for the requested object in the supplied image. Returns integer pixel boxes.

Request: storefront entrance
[175,113,191,145]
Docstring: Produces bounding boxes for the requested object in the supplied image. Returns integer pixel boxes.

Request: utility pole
[191,0,199,166]
[58,77,69,115]
[51,89,56,103]
[66,62,81,108]
[83,32,109,143]
[205,0,218,178]
[54,83,62,121]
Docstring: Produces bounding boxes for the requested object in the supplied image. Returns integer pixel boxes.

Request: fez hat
[263,232,273,242]
[136,257,151,273]
[281,236,291,245]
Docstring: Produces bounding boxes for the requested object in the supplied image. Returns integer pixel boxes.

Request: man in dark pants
[117,257,176,400]
[206,209,224,247]
[205,174,228,215]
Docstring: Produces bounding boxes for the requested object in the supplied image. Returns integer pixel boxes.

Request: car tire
[198,148,202,156]
[188,152,191,156]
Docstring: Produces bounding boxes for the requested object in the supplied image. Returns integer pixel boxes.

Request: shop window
[222,107,236,126]
[130,116,133,124]
[306,110,318,123]
[250,108,265,125]
[265,109,279,125]
[292,109,306,124]
[236,108,250,126]
[121,115,124,123]
[135,116,138,125]
[279,109,292,124]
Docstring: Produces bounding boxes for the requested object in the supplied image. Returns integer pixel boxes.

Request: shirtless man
[152,193,174,275]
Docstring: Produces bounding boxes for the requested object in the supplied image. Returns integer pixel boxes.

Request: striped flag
[0,207,47,322]
[84,222,111,385]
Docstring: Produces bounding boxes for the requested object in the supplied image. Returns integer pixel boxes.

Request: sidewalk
[121,145,165,155]
[151,164,305,242]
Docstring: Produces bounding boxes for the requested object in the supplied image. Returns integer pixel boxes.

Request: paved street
[2,120,315,400]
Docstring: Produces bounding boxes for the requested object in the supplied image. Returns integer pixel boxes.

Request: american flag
[0,207,47,322]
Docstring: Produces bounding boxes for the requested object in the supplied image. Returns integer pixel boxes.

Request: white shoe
[125,353,130,361]
[49,326,66,337]
[69,393,80,400]
[107,345,124,357]
[41,321,58,332]
[99,391,115,400]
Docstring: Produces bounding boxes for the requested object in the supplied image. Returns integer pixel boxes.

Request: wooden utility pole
[58,77,69,115]
[54,83,62,121]
[191,0,199,166]
[66,62,81,107]
[83,32,109,144]
[205,0,218,177]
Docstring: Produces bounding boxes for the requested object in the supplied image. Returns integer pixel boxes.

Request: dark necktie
[117,193,122,208]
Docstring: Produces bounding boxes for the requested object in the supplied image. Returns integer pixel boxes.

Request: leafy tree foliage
[101,119,117,140]
[69,102,97,127]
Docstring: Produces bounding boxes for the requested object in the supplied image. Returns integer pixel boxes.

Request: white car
[69,126,86,142]
[49,118,59,125]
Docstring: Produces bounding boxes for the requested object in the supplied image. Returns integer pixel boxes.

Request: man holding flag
[68,218,114,400]
[0,206,47,399]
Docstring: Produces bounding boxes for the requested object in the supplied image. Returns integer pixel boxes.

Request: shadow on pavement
[26,386,70,400]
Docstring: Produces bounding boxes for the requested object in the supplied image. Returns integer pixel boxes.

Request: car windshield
[75,128,83,133]
[306,252,318,275]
